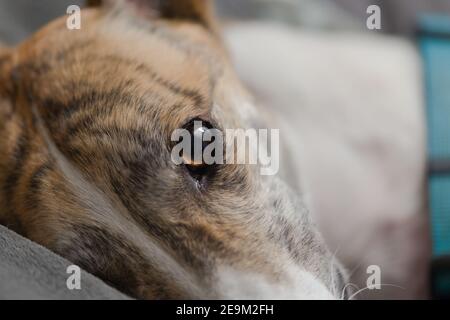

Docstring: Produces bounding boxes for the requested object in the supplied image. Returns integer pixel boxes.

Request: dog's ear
[87,0,216,30]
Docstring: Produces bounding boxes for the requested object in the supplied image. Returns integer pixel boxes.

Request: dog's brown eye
[182,119,215,180]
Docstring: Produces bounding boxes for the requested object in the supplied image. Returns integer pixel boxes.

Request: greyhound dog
[0,0,349,299]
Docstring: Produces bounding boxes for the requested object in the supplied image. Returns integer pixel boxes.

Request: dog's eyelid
[182,115,215,128]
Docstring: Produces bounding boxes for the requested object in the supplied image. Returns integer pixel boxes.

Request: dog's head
[0,0,347,299]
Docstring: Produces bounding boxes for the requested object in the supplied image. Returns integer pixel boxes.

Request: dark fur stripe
[29,162,52,192]
[59,222,184,299]
[24,162,53,210]
[3,129,30,209]
[28,53,207,121]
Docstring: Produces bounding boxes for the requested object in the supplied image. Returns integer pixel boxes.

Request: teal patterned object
[419,14,450,299]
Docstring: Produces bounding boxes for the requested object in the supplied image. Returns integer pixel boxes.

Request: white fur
[216,265,335,300]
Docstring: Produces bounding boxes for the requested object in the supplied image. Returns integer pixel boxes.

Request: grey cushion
[0,225,129,300]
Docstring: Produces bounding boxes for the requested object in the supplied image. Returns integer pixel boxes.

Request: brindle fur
[0,0,343,299]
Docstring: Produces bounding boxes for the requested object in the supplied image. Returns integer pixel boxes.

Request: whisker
[347,283,406,300]
[340,282,359,300]
[329,243,342,296]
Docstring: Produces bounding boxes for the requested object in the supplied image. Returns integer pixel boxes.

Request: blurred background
[1,0,450,44]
